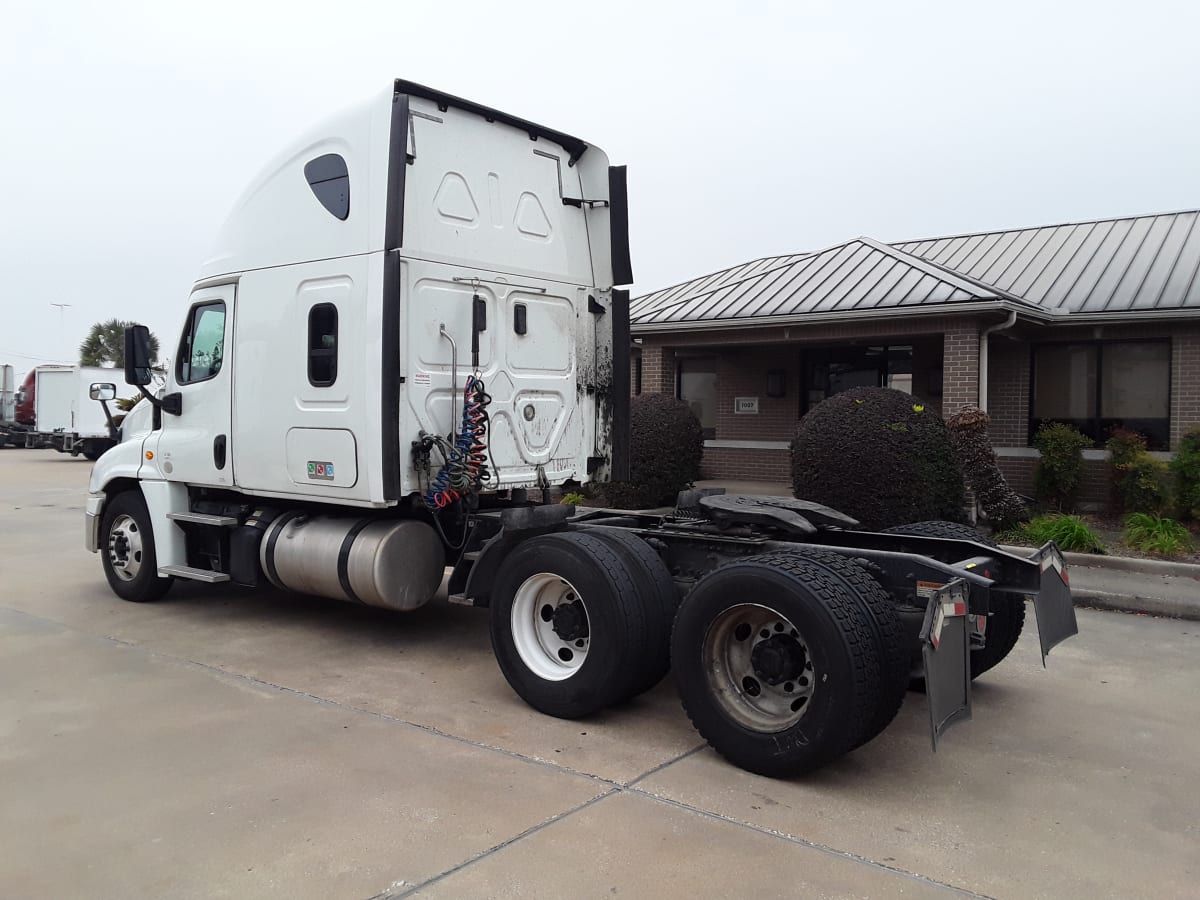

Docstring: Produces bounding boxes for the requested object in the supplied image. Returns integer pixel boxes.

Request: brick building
[630,211,1200,507]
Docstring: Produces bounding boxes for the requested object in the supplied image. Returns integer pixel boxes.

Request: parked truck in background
[6,364,120,459]
[84,80,1078,777]
[2,368,38,447]
[0,365,17,446]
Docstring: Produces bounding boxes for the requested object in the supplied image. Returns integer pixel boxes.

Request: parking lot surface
[2,450,1198,898]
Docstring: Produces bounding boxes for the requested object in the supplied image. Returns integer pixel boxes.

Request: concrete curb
[1001,543,1200,619]
[1000,544,1200,579]
[1070,589,1200,621]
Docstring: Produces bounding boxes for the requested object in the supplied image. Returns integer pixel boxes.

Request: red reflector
[983,569,991,579]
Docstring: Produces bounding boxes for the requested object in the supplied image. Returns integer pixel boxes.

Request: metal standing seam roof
[895,209,1200,313]
[632,237,1036,326]
[628,253,810,322]
[631,208,1200,327]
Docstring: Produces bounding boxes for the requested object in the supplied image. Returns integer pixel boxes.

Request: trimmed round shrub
[789,387,965,530]
[604,394,703,509]
[946,406,1027,529]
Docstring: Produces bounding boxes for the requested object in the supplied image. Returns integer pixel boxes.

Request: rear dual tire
[489,531,673,719]
[672,552,903,778]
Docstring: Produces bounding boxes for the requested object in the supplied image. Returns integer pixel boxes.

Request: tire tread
[673,552,883,775]
[580,527,676,696]
[769,548,908,747]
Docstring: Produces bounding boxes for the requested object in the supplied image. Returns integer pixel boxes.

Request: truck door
[148,284,235,487]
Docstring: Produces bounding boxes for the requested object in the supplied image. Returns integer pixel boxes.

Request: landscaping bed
[995,513,1200,564]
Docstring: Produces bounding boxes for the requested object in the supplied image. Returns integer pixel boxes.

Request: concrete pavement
[3,451,1200,898]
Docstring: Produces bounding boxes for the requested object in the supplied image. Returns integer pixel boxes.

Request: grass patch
[1004,514,1105,554]
[1123,513,1196,557]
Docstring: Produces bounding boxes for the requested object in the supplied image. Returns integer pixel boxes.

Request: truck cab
[87,80,631,607]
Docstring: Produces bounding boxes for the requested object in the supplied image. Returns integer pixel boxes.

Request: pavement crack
[624,742,707,787]
[624,787,996,899]
[372,789,618,899]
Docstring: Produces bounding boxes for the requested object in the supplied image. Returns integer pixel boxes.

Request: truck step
[158,565,231,583]
[167,512,239,527]
[447,592,475,606]
[462,550,482,562]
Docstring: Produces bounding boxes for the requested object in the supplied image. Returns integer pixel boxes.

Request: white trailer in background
[23,365,120,459]
[0,365,15,430]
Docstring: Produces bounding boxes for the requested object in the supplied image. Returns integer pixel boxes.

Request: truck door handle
[213,434,227,470]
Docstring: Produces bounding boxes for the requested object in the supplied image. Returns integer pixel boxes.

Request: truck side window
[304,154,349,220]
[308,303,338,386]
[177,302,227,384]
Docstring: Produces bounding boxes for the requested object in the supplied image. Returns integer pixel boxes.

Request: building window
[677,357,717,439]
[803,345,912,412]
[308,303,338,387]
[1031,340,1170,449]
[177,301,226,384]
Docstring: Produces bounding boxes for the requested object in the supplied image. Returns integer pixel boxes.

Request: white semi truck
[86,80,1078,776]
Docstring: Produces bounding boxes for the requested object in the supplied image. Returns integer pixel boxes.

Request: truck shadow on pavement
[159,577,492,655]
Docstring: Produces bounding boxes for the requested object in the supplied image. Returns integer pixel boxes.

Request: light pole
[50,303,72,363]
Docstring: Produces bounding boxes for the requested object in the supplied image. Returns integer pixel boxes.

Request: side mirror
[89,382,117,401]
[124,325,154,386]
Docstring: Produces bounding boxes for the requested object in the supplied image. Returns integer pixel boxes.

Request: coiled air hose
[423,374,491,510]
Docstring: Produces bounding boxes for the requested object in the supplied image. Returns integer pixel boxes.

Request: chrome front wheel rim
[107,513,144,582]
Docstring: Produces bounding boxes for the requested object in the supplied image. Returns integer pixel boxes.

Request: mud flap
[920,579,972,752]
[1030,541,1079,666]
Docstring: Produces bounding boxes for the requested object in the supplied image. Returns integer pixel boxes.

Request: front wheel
[100,490,174,602]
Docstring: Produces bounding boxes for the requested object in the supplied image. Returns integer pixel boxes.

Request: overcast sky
[3,0,1198,378]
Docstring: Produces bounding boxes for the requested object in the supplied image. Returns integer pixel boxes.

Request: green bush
[1106,428,1171,515]
[1019,514,1105,554]
[945,406,1027,529]
[1172,427,1200,520]
[1033,423,1093,511]
[604,394,703,509]
[790,387,965,530]
[1105,427,1146,469]
[1124,512,1196,557]
[1115,456,1172,515]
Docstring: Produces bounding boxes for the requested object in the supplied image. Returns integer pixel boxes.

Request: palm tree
[79,320,160,368]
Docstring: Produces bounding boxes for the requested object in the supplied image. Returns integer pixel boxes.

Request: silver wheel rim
[107,513,144,582]
[702,603,815,732]
[511,573,589,681]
